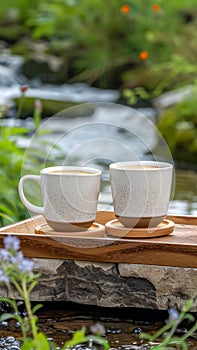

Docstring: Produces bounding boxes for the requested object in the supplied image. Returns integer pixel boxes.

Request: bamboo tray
[0,211,197,268]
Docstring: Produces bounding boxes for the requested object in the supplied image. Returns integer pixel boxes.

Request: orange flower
[120,5,130,14]
[139,51,149,61]
[152,4,160,12]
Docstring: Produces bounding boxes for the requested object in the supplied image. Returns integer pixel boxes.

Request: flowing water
[0,301,197,349]
[21,102,197,215]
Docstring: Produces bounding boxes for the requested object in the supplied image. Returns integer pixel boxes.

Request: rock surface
[1,258,196,311]
[153,86,192,114]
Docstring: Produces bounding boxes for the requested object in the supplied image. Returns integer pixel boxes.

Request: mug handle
[18,175,44,215]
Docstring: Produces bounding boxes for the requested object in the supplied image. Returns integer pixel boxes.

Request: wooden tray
[0,211,197,268]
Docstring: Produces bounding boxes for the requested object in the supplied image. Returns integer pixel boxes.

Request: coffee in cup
[18,166,101,231]
[109,161,173,228]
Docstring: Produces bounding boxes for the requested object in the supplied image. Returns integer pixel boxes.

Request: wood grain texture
[167,214,197,225]
[35,222,105,237]
[105,219,174,238]
[0,211,196,268]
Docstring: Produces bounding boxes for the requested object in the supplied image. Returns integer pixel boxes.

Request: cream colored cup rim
[40,166,101,175]
[109,161,173,170]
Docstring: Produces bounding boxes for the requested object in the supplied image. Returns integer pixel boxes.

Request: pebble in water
[0,336,20,350]
[74,345,98,350]
[0,321,8,328]
[133,328,143,334]
[110,346,149,350]
[0,302,11,314]
[90,323,106,336]
[106,328,122,334]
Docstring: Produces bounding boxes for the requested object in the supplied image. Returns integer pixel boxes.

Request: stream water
[0,301,197,350]
[21,102,197,215]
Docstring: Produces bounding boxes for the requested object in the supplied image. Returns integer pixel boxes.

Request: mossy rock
[11,39,32,58]
[122,66,162,92]
[13,97,79,119]
[156,98,197,166]
[13,97,96,119]
[0,25,23,42]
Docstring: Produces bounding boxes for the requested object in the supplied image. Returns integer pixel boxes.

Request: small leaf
[0,212,14,222]
[63,327,86,348]
[21,338,36,350]
[182,299,193,312]
[27,280,38,294]
[32,303,43,314]
[0,313,14,322]
[0,204,14,215]
[85,335,110,350]
[0,297,17,309]
[36,332,51,350]
[8,127,30,135]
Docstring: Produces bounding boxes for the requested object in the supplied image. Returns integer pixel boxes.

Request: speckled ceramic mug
[110,161,173,228]
[18,166,101,232]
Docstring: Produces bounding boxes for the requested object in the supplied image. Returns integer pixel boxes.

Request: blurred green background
[1,0,197,225]
[0,0,197,90]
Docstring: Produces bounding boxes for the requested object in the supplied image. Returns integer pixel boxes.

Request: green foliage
[0,123,30,226]
[140,299,197,349]
[1,0,197,90]
[0,235,111,350]
[62,327,110,350]
[20,332,51,350]
[0,235,197,349]
[0,94,60,227]
[28,0,197,89]
[156,97,197,166]
[123,54,197,104]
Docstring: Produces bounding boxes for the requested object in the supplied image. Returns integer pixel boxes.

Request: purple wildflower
[34,99,42,111]
[0,235,35,281]
[18,258,34,275]
[9,250,34,274]
[4,236,20,251]
[0,269,10,284]
[168,308,179,322]
[10,251,24,265]
[0,248,11,262]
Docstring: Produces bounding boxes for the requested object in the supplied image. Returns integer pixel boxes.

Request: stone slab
[0,258,196,311]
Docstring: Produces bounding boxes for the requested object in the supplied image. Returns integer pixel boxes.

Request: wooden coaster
[105,219,174,238]
[35,222,105,238]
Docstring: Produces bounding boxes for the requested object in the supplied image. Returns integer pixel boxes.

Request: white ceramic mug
[18,166,101,231]
[110,161,173,228]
